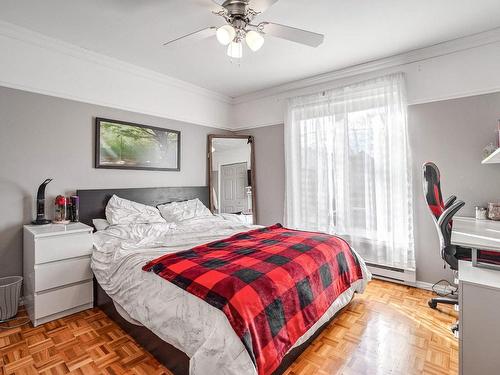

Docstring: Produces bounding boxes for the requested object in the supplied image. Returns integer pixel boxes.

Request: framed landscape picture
[95,118,180,171]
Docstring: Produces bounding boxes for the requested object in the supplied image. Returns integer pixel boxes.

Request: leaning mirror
[208,135,256,225]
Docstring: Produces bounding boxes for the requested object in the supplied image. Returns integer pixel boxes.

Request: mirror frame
[207,134,257,224]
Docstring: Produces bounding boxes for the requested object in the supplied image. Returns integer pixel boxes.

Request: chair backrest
[422,162,444,222]
[423,162,448,254]
[422,162,466,270]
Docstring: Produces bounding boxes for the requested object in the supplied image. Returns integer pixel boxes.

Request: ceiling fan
[163,0,325,59]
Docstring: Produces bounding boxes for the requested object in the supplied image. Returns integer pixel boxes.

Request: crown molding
[409,85,500,106]
[0,21,233,105]
[0,79,235,131]
[232,27,500,104]
[231,121,283,131]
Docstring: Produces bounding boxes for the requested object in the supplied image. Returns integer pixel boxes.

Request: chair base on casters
[428,294,458,309]
[428,294,460,335]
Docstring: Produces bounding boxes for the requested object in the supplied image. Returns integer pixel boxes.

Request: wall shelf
[482,147,500,164]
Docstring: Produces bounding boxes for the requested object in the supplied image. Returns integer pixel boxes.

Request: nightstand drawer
[35,232,93,264]
[35,257,93,292]
[35,281,93,319]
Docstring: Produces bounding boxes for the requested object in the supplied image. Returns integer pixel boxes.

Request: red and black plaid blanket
[143,224,364,375]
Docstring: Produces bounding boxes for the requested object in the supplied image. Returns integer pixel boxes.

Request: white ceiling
[1,0,500,98]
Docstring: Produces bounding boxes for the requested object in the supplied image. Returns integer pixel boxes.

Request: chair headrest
[422,162,444,220]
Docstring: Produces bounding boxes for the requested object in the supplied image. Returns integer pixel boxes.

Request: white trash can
[0,276,23,322]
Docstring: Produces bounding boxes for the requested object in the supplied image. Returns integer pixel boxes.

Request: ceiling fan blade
[261,22,324,47]
[248,0,280,13]
[163,27,217,47]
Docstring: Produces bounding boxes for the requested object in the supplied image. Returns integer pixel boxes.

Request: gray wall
[409,92,500,283]
[2,84,499,284]
[235,124,285,226]
[239,92,500,284]
[0,86,228,278]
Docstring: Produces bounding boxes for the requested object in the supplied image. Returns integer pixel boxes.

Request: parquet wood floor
[0,280,458,375]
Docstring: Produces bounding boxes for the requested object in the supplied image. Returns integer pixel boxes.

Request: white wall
[230,30,500,129]
[0,21,233,130]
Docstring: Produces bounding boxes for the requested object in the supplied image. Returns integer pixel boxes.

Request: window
[285,73,414,269]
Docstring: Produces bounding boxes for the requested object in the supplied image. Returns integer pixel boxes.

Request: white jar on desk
[476,206,488,220]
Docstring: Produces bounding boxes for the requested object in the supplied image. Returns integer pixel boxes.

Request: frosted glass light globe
[245,30,265,52]
[227,41,243,59]
[216,25,236,46]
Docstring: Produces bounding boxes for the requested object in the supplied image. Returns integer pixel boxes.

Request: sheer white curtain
[285,73,414,270]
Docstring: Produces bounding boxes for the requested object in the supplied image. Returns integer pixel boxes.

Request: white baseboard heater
[366,262,416,286]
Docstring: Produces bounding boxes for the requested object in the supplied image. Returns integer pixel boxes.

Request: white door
[220,162,248,214]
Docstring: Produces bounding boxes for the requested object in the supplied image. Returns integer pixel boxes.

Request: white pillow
[92,218,110,231]
[105,195,165,225]
[158,198,212,223]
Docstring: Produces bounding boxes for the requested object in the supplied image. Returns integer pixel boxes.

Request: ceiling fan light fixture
[227,41,243,59]
[245,30,265,52]
[216,25,236,45]
[162,1,326,60]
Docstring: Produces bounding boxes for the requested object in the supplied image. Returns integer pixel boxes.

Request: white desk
[458,260,500,375]
[451,216,500,269]
[451,217,500,374]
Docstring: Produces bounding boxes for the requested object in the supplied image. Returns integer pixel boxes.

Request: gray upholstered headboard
[76,186,209,227]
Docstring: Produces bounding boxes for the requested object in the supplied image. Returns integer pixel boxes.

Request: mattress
[91,216,371,375]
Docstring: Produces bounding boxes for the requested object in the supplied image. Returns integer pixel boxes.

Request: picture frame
[95,117,180,171]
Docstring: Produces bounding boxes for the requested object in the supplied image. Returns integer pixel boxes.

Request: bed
[77,186,371,375]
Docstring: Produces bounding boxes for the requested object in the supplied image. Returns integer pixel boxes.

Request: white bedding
[91,216,371,375]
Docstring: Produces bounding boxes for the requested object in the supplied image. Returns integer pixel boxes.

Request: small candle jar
[476,206,488,220]
[54,195,70,224]
[488,203,500,221]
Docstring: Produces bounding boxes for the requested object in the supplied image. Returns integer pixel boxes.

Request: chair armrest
[438,200,465,245]
[444,195,457,209]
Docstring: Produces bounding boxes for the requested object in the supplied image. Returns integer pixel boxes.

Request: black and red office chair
[422,162,471,310]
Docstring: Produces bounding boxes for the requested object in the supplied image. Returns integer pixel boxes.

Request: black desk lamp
[32,179,53,225]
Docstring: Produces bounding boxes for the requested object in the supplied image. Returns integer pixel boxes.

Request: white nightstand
[23,223,94,327]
